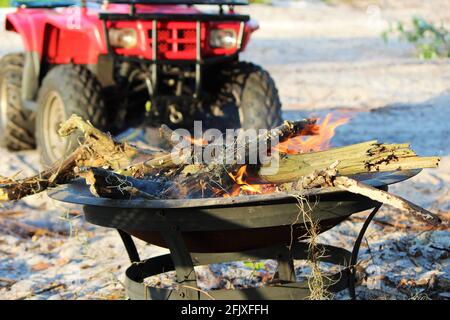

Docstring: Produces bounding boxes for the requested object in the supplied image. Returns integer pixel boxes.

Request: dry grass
[292,194,334,300]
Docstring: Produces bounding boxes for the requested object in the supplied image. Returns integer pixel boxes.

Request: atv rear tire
[36,65,108,167]
[0,53,36,150]
[212,61,283,130]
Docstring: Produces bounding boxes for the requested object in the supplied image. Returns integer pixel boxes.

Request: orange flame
[226,165,276,197]
[273,113,350,155]
[223,113,350,197]
[186,135,208,146]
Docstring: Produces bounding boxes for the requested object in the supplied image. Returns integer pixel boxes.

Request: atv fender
[5,12,107,103]
[5,14,39,52]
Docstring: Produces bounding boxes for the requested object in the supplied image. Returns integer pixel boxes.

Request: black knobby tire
[0,53,36,150]
[36,65,108,166]
[213,61,283,130]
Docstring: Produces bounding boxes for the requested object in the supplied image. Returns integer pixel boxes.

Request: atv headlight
[209,29,237,49]
[108,28,138,49]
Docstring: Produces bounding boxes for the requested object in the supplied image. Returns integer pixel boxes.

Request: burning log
[168,118,319,198]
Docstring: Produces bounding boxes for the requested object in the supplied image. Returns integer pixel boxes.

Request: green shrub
[382,17,450,59]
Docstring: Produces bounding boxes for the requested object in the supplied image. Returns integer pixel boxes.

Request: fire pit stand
[117,219,378,300]
[49,170,420,300]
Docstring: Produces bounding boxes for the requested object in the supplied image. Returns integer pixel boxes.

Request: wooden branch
[0,116,164,202]
[285,162,442,226]
[332,176,441,226]
[0,148,83,202]
[60,114,159,170]
[77,167,169,200]
[349,216,447,231]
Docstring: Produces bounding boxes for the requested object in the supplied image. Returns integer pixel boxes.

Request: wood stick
[0,116,164,201]
[332,176,441,226]
[349,216,446,231]
[60,114,159,170]
[77,167,169,200]
[258,141,440,184]
[0,277,16,285]
[0,148,83,202]
[287,161,441,226]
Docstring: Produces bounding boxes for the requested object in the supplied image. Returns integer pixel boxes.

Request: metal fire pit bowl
[49,170,420,300]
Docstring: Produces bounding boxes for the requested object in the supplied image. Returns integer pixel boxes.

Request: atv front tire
[213,62,283,130]
[0,53,36,150]
[36,65,108,167]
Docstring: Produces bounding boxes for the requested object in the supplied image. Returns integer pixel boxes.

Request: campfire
[225,114,349,196]
[0,114,442,226]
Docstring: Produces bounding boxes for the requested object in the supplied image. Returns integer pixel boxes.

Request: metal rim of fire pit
[49,170,419,300]
[49,170,420,209]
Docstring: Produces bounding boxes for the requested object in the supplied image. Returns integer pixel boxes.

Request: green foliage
[243,261,266,270]
[382,17,450,59]
[0,0,10,8]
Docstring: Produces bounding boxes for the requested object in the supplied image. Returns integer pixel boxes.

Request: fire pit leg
[117,225,199,300]
[160,224,200,300]
[276,252,296,282]
[117,229,140,263]
[348,202,383,300]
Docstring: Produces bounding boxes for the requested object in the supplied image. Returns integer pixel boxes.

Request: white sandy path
[240,0,450,110]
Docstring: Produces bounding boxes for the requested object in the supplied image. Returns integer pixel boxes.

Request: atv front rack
[100,11,248,97]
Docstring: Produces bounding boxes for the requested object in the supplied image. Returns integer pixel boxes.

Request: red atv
[0,0,282,165]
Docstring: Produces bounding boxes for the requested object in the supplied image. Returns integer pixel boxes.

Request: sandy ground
[0,0,449,300]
